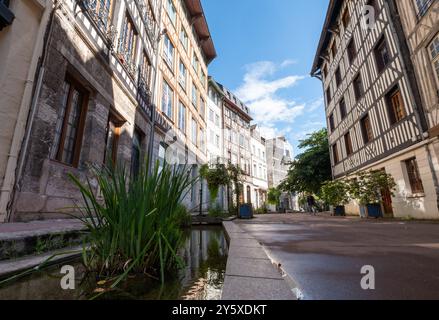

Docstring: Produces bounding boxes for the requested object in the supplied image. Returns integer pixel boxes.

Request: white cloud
[235,61,305,130]
[280,59,297,68]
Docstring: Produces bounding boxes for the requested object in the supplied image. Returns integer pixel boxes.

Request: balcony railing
[78,0,117,48]
[137,73,152,117]
[134,0,157,46]
[417,0,434,19]
[117,37,138,79]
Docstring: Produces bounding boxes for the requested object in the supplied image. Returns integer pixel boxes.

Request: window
[200,128,205,153]
[360,113,373,144]
[342,7,350,29]
[178,60,186,89]
[367,0,379,15]
[200,98,205,119]
[140,52,152,87]
[162,80,173,119]
[215,135,220,147]
[347,39,357,64]
[209,109,214,122]
[374,36,391,73]
[166,0,176,25]
[335,67,342,87]
[119,13,138,65]
[51,76,88,167]
[192,83,198,108]
[344,132,353,156]
[200,71,206,87]
[415,0,434,17]
[158,142,167,172]
[88,0,112,32]
[386,87,406,125]
[329,113,335,132]
[429,35,439,86]
[405,158,425,194]
[131,130,143,178]
[104,113,123,166]
[353,73,364,101]
[178,101,186,133]
[163,34,174,69]
[332,144,340,164]
[191,118,197,146]
[215,114,220,127]
[180,28,189,51]
[326,87,332,105]
[192,54,199,73]
[339,98,347,120]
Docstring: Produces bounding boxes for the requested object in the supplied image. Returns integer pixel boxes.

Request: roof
[310,0,344,76]
[215,81,253,122]
[183,0,217,65]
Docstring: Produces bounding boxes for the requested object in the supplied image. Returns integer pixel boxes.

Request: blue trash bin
[239,204,253,219]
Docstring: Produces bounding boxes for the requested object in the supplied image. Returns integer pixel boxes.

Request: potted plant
[321,180,349,216]
[348,171,396,218]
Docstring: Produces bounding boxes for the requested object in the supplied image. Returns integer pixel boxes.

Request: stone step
[0,220,86,261]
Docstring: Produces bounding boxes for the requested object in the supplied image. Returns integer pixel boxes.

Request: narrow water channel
[0,226,228,300]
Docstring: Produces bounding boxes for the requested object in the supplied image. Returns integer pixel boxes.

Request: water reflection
[0,227,228,300]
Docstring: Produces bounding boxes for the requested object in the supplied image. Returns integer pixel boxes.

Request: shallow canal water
[0,226,228,300]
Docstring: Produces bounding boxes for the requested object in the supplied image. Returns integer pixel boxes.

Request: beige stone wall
[0,0,44,191]
[344,141,439,220]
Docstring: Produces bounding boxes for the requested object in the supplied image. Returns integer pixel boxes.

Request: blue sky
[203,0,329,156]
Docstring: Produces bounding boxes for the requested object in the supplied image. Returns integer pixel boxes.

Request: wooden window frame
[386,87,406,125]
[335,67,342,87]
[353,73,364,101]
[405,158,425,194]
[347,39,357,65]
[344,132,353,156]
[53,75,89,168]
[329,113,335,132]
[104,111,124,166]
[374,36,391,73]
[332,144,340,164]
[360,113,373,144]
[339,98,347,120]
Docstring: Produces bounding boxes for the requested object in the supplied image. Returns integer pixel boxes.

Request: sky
[202,0,329,156]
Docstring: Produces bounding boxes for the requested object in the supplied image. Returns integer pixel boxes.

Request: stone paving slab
[0,246,82,279]
[222,220,297,300]
[228,238,261,248]
[228,244,269,260]
[222,276,295,300]
[225,257,283,280]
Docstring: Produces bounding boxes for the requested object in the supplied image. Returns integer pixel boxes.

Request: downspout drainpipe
[0,0,56,223]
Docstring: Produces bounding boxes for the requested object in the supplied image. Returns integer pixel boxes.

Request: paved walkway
[221,221,296,300]
[236,213,439,300]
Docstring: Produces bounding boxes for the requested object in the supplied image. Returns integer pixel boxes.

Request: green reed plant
[68,157,196,286]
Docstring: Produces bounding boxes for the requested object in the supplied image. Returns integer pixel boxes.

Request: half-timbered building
[312,0,439,219]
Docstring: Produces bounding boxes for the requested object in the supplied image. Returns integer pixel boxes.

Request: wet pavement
[236,214,439,300]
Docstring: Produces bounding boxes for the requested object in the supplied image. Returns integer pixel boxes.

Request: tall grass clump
[69,158,196,286]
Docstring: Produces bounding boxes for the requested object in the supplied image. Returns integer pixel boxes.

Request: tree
[267,187,281,206]
[280,128,331,195]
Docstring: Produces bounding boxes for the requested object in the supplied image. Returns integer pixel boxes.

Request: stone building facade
[250,125,268,209]
[5,0,163,221]
[265,136,296,211]
[155,0,216,212]
[311,0,439,219]
[0,0,53,222]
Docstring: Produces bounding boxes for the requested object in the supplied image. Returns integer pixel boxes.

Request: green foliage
[174,204,192,228]
[348,170,396,206]
[208,205,230,218]
[321,180,350,207]
[254,204,268,215]
[280,128,331,195]
[200,164,230,202]
[267,188,281,205]
[226,163,245,215]
[68,157,196,286]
